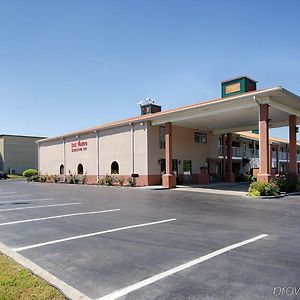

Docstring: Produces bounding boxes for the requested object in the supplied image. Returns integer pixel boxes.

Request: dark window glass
[183,160,192,175]
[77,163,84,175]
[195,132,207,144]
[111,161,119,174]
[159,126,166,149]
[59,164,64,175]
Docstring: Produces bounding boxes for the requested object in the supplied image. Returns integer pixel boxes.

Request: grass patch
[7,175,26,180]
[0,253,66,300]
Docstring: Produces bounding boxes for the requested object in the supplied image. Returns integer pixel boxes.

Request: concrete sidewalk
[139,182,249,197]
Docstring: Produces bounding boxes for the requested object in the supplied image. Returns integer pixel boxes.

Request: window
[159,158,178,175]
[195,132,207,144]
[159,126,165,149]
[77,163,84,175]
[59,164,64,175]
[232,141,240,147]
[111,161,119,174]
[183,160,192,175]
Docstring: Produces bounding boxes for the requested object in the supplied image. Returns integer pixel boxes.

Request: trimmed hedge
[22,169,38,178]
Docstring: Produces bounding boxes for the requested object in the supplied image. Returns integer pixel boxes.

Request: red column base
[225,173,235,183]
[257,173,271,182]
[196,173,209,184]
[162,174,176,189]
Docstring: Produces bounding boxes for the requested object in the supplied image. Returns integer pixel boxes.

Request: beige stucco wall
[39,139,64,175]
[39,123,149,177]
[99,123,148,176]
[64,132,97,175]
[147,125,219,175]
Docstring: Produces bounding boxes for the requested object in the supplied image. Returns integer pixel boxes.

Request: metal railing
[219,146,299,162]
[279,152,287,160]
[219,146,259,158]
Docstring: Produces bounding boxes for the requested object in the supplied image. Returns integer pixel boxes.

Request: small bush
[98,175,115,186]
[238,173,251,182]
[251,176,257,182]
[81,173,87,184]
[118,177,125,186]
[104,175,114,186]
[40,175,47,182]
[272,174,300,193]
[22,169,38,178]
[248,181,280,197]
[127,177,136,187]
[98,177,105,185]
[27,174,40,182]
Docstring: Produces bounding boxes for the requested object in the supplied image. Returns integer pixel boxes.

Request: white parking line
[14,218,176,252]
[0,198,54,204]
[0,202,81,212]
[0,194,32,198]
[0,209,120,226]
[0,192,17,195]
[97,234,269,300]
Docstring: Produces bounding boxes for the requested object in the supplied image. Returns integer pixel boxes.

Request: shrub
[82,173,87,184]
[40,175,47,182]
[248,181,280,197]
[251,176,257,182]
[104,175,114,186]
[27,174,40,182]
[22,169,38,178]
[127,177,136,187]
[118,177,125,186]
[98,177,105,185]
[98,175,115,186]
[272,174,300,193]
[238,173,251,182]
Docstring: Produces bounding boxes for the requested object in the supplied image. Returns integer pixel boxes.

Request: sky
[0,0,299,139]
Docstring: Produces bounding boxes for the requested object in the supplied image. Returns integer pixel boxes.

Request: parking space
[0,181,300,299]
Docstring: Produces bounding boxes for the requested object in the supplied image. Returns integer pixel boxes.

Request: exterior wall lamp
[268,119,272,127]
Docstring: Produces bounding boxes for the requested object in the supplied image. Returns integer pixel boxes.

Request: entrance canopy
[149,87,300,133]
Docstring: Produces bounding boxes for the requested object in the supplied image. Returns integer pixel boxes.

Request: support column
[162,122,176,188]
[221,134,226,181]
[269,144,273,175]
[225,133,235,182]
[275,146,279,174]
[289,115,297,175]
[257,104,271,182]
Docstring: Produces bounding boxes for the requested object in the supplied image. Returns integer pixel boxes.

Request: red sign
[71,141,88,152]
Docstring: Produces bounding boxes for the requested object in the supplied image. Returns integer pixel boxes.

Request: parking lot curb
[0,242,92,300]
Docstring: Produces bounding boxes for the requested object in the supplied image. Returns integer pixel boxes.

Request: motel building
[37,76,300,188]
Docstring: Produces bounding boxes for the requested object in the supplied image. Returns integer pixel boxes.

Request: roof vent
[221,76,257,98]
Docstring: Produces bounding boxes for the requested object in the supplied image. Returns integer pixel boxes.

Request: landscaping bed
[247,174,300,197]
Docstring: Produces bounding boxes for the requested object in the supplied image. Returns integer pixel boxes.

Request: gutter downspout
[95,130,100,182]
[129,123,135,175]
[62,137,66,176]
[37,142,40,173]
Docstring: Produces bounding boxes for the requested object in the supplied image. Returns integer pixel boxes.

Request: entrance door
[232,162,240,181]
[183,160,192,184]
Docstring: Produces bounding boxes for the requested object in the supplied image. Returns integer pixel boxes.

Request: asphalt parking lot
[0,180,300,300]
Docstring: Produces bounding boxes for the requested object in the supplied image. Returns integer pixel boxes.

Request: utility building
[0,134,45,174]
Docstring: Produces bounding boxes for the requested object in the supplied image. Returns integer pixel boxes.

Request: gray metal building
[0,134,45,174]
